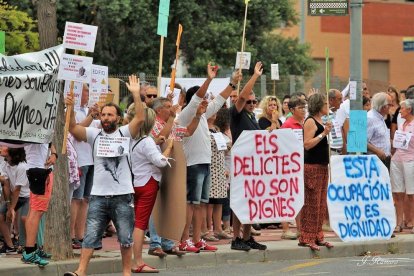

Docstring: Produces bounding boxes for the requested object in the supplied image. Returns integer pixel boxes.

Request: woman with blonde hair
[130,106,174,273]
[258,96,282,131]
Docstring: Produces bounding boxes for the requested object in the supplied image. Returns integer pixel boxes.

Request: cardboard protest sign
[63,22,98,52]
[163,86,181,105]
[230,129,304,224]
[58,54,93,83]
[153,141,186,240]
[271,64,280,80]
[235,52,251,70]
[64,80,82,110]
[0,45,65,144]
[328,155,396,242]
[89,64,109,106]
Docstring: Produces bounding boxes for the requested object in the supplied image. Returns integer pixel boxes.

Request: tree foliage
[0,0,39,54]
[9,0,316,77]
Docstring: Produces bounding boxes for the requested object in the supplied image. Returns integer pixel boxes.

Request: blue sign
[347,110,367,153]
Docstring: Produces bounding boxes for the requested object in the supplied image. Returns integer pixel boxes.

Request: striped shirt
[367,109,391,157]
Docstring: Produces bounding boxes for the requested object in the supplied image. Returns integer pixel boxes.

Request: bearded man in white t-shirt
[64,75,145,276]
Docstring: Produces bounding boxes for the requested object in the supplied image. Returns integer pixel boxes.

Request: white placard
[230,129,304,224]
[393,130,412,150]
[328,155,396,242]
[271,64,280,80]
[163,86,181,105]
[58,54,93,83]
[349,81,357,100]
[292,129,303,143]
[0,45,65,144]
[89,64,108,106]
[64,81,82,110]
[235,52,251,70]
[211,132,227,151]
[96,136,130,157]
[63,22,98,52]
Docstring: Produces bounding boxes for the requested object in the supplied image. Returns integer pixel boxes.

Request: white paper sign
[328,155,396,242]
[271,64,280,80]
[349,81,357,100]
[393,130,412,150]
[163,86,181,105]
[0,45,65,144]
[230,129,304,224]
[89,64,108,106]
[212,133,227,151]
[63,22,98,52]
[58,54,93,83]
[64,81,82,110]
[235,52,251,70]
[96,136,130,157]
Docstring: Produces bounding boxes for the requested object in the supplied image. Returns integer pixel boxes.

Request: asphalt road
[91,252,414,276]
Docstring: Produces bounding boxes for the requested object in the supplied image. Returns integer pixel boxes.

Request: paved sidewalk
[0,228,413,275]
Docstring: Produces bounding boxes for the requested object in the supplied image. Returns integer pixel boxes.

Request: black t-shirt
[392,107,400,125]
[230,106,260,144]
[258,117,282,130]
[304,117,329,165]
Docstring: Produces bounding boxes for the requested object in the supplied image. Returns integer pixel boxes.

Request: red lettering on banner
[290,152,301,173]
[248,196,296,221]
[269,177,299,196]
[244,179,266,198]
[255,133,279,155]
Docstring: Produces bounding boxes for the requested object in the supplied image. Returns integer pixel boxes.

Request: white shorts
[390,160,414,194]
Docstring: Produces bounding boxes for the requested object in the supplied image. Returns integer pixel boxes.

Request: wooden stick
[62,50,79,154]
[236,2,249,95]
[157,36,165,96]
[170,24,183,91]
[273,80,276,96]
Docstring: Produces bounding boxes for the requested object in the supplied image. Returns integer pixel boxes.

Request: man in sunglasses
[229,61,267,252]
[145,86,158,107]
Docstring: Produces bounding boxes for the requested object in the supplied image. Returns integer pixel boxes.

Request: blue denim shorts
[186,164,211,204]
[82,194,135,248]
[72,165,94,200]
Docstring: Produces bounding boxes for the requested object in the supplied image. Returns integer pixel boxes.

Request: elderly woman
[390,99,414,233]
[258,96,283,130]
[130,107,174,273]
[299,93,333,251]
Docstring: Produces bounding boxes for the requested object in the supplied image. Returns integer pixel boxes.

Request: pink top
[392,120,414,162]
[281,116,303,130]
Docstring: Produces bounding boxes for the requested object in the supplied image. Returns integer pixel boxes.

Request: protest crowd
[1,50,414,276]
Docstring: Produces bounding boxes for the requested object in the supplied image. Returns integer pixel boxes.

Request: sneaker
[231,237,250,251]
[281,230,297,240]
[178,239,200,253]
[194,239,217,252]
[0,244,17,254]
[72,239,82,249]
[21,251,49,267]
[245,236,267,250]
[37,248,52,259]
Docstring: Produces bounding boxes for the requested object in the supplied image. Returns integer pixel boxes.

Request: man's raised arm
[234,61,263,113]
[66,95,87,142]
[126,74,145,138]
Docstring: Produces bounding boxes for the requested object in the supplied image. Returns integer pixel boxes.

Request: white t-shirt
[177,94,226,166]
[86,125,134,196]
[74,107,94,167]
[130,136,169,187]
[24,144,49,169]
[336,99,350,128]
[2,162,30,198]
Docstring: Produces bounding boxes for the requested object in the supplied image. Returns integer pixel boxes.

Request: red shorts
[30,173,53,212]
[133,177,159,230]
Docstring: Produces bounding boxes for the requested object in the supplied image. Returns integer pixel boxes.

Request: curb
[1,236,413,275]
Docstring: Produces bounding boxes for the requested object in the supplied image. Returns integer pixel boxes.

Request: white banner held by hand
[271,64,280,80]
[235,52,251,70]
[58,54,93,83]
[63,22,98,53]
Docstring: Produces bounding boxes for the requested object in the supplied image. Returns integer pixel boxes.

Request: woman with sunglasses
[258,96,282,131]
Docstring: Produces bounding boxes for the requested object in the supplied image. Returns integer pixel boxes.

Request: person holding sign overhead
[390,99,414,233]
[299,93,333,251]
[63,75,145,276]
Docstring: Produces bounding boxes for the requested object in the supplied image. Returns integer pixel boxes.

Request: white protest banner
[235,52,251,70]
[96,136,130,157]
[0,45,65,144]
[63,22,98,53]
[393,130,412,150]
[64,81,82,110]
[163,86,181,105]
[89,64,109,106]
[58,54,93,83]
[271,64,279,80]
[230,129,304,224]
[328,155,396,242]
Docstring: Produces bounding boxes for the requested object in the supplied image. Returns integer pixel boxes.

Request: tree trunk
[34,0,73,260]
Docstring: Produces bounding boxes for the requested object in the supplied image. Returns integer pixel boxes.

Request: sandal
[148,248,167,258]
[316,241,334,248]
[131,263,159,273]
[215,231,232,240]
[202,232,219,242]
[298,242,320,251]
[394,225,403,233]
[164,247,186,256]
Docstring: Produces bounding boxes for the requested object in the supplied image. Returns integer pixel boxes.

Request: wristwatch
[317,134,324,140]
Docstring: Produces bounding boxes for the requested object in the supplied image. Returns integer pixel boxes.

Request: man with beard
[64,75,145,276]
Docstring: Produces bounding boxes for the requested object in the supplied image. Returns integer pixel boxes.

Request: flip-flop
[131,263,159,273]
[63,272,79,276]
[316,241,334,249]
[298,242,320,251]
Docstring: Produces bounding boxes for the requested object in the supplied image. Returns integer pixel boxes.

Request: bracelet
[51,152,58,159]
[229,83,236,89]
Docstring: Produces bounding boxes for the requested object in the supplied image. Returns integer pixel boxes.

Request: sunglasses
[146,94,158,98]
[246,100,258,105]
